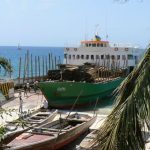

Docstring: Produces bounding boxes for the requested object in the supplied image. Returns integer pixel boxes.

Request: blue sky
[0,0,150,48]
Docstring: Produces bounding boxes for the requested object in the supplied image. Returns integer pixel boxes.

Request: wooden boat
[3,109,57,143]
[79,129,98,150]
[4,113,97,150]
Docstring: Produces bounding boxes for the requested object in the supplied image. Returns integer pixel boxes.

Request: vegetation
[0,57,13,75]
[94,46,150,150]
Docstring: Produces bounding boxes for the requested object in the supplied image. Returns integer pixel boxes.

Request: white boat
[64,34,142,72]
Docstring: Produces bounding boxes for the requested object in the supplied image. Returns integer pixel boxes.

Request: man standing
[19,91,23,114]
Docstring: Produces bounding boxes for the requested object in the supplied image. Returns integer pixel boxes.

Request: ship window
[92,44,96,47]
[97,43,100,47]
[86,55,89,59]
[106,55,110,59]
[91,55,94,60]
[64,54,67,59]
[81,55,84,59]
[76,55,80,59]
[101,44,103,47]
[101,55,104,59]
[69,55,71,59]
[96,55,99,59]
[73,55,75,59]
[117,55,120,60]
[111,55,115,59]
[122,55,126,60]
[128,54,133,60]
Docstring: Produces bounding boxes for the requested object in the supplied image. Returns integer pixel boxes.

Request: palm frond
[95,47,150,150]
[0,57,13,73]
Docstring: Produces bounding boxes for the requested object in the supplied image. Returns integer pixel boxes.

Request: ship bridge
[80,40,109,48]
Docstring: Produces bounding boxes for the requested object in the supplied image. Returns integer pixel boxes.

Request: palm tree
[0,57,13,75]
[93,46,150,150]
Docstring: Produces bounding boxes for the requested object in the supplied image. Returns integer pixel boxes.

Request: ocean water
[0,46,64,79]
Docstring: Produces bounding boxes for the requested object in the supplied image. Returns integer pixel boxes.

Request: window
[92,44,96,47]
[81,55,84,59]
[86,55,89,59]
[111,55,115,59]
[101,55,104,59]
[64,54,67,59]
[73,55,75,59]
[76,55,80,59]
[101,43,103,47]
[117,55,120,60]
[69,55,71,59]
[97,43,100,47]
[89,43,91,47]
[122,55,126,60]
[91,55,94,60]
[96,55,99,59]
[128,54,133,60]
[106,55,110,59]
[86,44,88,47]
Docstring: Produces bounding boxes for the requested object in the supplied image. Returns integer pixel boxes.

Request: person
[43,99,48,109]
[19,92,23,114]
[33,81,37,93]
[26,83,30,92]
[24,84,28,96]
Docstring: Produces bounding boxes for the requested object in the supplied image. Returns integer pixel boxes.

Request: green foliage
[0,57,13,73]
[0,126,6,142]
[95,47,150,150]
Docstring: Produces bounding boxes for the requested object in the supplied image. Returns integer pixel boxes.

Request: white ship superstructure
[64,35,142,71]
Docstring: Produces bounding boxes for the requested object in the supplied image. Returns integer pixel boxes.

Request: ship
[38,34,142,108]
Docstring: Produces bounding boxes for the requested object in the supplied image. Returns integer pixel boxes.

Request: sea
[0,46,64,79]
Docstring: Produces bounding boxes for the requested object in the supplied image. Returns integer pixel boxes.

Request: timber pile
[47,63,126,83]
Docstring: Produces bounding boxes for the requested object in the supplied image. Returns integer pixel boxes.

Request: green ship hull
[38,78,124,108]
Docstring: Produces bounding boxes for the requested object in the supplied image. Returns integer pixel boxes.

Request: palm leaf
[94,47,150,150]
[0,57,13,73]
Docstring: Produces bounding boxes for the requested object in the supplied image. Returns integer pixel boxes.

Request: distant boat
[17,44,21,50]
[4,113,97,150]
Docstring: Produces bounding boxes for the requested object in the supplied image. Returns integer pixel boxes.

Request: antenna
[95,24,99,35]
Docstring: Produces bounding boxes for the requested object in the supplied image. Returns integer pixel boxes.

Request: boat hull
[38,78,124,108]
[5,115,97,150]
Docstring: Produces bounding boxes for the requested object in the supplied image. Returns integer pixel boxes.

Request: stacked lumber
[47,63,126,82]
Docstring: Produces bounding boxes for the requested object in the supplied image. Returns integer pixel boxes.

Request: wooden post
[48,53,51,70]
[51,53,54,70]
[23,54,27,84]
[54,56,57,69]
[18,57,22,86]
[26,50,30,82]
[42,56,45,80]
[35,56,37,81]
[46,56,48,76]
[38,56,41,81]
[31,54,33,82]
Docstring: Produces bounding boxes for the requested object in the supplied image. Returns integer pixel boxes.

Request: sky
[0,0,150,48]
